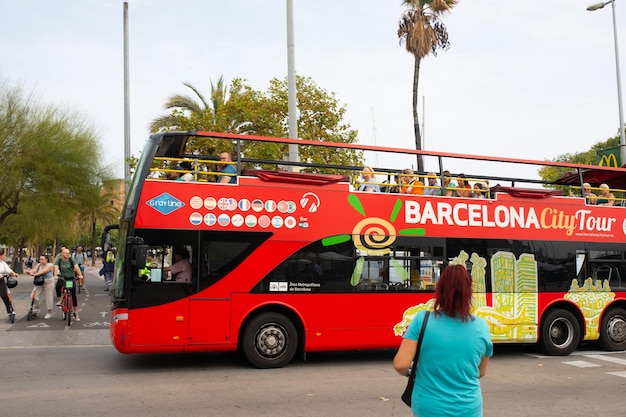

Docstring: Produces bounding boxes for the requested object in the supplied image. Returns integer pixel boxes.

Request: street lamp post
[587,0,626,167]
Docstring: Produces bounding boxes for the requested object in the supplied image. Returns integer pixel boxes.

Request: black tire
[600,307,626,351]
[27,310,32,321]
[241,312,298,368]
[541,309,580,356]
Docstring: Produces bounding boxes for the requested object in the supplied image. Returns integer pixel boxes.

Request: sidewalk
[0,263,111,348]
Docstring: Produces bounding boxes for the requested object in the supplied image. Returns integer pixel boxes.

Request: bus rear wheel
[600,307,626,351]
[242,312,298,369]
[541,309,580,356]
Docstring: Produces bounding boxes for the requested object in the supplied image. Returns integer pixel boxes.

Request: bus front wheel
[242,312,298,369]
[541,309,580,356]
[600,307,626,351]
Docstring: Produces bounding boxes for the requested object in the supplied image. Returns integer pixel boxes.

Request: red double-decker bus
[106,131,626,368]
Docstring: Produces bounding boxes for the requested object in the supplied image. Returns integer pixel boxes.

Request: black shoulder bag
[401,310,430,407]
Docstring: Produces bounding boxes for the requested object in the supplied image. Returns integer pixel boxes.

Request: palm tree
[149,76,228,133]
[398,0,457,172]
[76,185,120,266]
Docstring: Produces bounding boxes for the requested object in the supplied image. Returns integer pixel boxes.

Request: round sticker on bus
[190,196,203,209]
[285,216,296,229]
[189,212,203,226]
[238,199,251,211]
[204,213,216,226]
[265,200,277,213]
[252,199,264,212]
[204,197,217,210]
[218,198,230,210]
[287,201,296,213]
[245,214,257,227]
[259,215,270,228]
[278,200,289,213]
[218,213,230,226]
[272,216,284,228]
[623,218,626,235]
[232,214,244,227]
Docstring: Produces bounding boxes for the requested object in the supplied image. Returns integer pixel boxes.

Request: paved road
[0,261,111,347]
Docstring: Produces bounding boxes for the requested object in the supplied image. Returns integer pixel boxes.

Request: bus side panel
[231,293,435,353]
[188,298,232,346]
[126,301,189,352]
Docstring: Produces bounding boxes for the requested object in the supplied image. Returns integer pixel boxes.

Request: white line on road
[562,360,601,368]
[583,354,626,366]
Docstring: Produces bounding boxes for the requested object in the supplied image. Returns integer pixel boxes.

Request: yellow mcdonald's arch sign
[596,147,620,167]
[599,153,618,167]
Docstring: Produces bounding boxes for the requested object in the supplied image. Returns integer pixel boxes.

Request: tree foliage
[538,136,619,185]
[0,80,115,253]
[150,76,362,174]
[398,0,457,172]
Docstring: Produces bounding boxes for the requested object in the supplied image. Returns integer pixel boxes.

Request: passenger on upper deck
[582,182,597,205]
[442,170,456,197]
[400,169,424,195]
[596,183,615,206]
[473,183,487,199]
[456,174,473,198]
[218,152,237,184]
[424,172,441,196]
[357,166,380,192]
[177,161,194,181]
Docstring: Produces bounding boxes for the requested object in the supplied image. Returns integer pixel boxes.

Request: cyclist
[54,248,83,321]
[0,248,18,319]
[72,245,87,290]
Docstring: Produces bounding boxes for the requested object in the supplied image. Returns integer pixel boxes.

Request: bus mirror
[135,245,148,268]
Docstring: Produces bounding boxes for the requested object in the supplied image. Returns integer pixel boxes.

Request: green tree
[151,76,362,175]
[398,0,457,172]
[76,181,120,266]
[0,80,108,251]
[538,136,619,185]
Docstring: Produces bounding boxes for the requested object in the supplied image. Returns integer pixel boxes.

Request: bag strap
[408,311,430,384]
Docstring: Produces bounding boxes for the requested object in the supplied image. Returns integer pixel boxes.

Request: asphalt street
[0,260,110,347]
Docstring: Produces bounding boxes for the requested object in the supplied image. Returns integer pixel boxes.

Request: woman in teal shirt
[394,264,493,417]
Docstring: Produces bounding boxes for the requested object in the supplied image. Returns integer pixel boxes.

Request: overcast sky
[1,0,623,179]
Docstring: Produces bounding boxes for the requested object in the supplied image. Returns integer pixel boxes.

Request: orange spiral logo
[352,218,396,255]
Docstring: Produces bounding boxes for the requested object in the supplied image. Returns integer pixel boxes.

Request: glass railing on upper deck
[142,131,626,206]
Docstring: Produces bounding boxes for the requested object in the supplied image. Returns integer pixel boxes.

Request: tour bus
[105,131,626,368]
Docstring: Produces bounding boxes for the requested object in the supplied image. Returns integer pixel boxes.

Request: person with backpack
[72,245,88,290]
[54,248,83,321]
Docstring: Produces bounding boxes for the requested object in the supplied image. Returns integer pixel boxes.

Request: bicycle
[76,270,82,294]
[61,278,76,326]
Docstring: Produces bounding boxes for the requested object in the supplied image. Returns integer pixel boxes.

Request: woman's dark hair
[40,254,50,262]
[0,248,5,256]
[433,264,473,321]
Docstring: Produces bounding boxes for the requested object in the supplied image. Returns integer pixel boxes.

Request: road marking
[583,354,626,366]
[100,312,107,317]
[27,322,50,328]
[562,360,601,368]
[607,371,626,378]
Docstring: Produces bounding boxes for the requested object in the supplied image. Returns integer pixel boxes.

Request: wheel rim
[606,315,626,344]
[254,323,288,360]
[549,317,574,348]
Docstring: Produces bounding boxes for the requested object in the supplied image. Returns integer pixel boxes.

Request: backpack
[105,250,115,263]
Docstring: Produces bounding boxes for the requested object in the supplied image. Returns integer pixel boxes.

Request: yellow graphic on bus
[394,250,615,342]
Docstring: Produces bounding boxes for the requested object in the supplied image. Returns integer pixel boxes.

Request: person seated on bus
[138,251,158,281]
[442,170,456,197]
[456,174,473,197]
[176,161,194,181]
[472,182,487,199]
[357,166,380,192]
[423,172,441,196]
[165,247,192,282]
[596,183,615,206]
[582,182,597,205]
[400,169,424,195]
[218,152,237,184]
